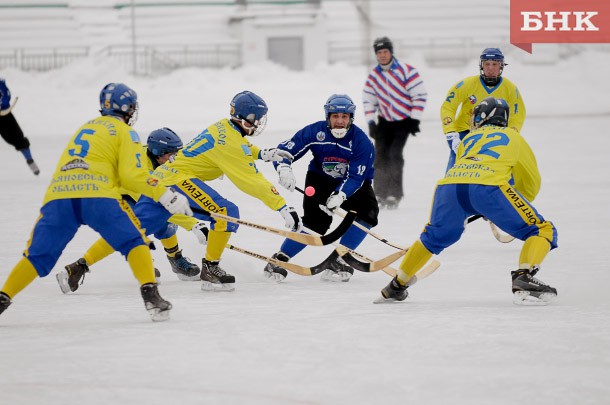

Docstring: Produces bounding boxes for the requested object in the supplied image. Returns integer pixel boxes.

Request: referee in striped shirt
[363,37,427,209]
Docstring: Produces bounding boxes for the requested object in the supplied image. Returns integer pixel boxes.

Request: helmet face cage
[127,102,139,126]
[324,94,356,138]
[99,83,139,125]
[472,97,509,129]
[147,127,183,157]
[230,91,268,136]
[479,48,505,86]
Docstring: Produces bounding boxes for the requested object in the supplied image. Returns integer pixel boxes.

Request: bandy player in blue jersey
[264,94,379,283]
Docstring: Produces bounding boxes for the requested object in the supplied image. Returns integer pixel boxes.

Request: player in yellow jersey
[377,97,558,305]
[441,48,526,172]
[0,83,192,322]
[133,90,301,291]
[57,128,203,294]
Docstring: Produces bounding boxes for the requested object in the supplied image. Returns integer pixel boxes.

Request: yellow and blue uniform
[120,144,161,202]
[43,117,165,203]
[121,144,198,237]
[78,143,199,271]
[441,76,525,170]
[134,118,286,262]
[0,115,169,304]
[396,124,557,282]
[27,116,166,277]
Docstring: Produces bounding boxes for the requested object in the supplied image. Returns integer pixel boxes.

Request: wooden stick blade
[226,244,314,276]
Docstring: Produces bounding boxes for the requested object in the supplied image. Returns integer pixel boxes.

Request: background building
[0,0,595,74]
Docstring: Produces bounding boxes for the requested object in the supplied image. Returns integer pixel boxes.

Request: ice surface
[1,49,609,405]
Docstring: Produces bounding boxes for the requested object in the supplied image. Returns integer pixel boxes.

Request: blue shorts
[134,178,240,235]
[421,183,558,255]
[25,198,148,277]
[122,194,177,240]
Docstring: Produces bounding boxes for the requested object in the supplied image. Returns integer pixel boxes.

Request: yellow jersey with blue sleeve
[43,116,165,204]
[441,76,526,134]
[152,118,286,211]
[438,125,540,201]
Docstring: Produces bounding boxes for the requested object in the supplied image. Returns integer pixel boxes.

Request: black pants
[373,117,411,200]
[0,113,30,151]
[302,170,379,235]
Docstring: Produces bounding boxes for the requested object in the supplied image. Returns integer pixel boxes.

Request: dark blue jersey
[0,79,11,110]
[276,121,375,198]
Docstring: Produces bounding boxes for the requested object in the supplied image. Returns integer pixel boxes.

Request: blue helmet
[324,94,356,117]
[99,83,139,125]
[324,94,356,138]
[147,127,183,156]
[230,91,268,136]
[472,97,509,129]
[479,48,506,86]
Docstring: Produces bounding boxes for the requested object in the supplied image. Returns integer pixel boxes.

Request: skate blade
[176,273,201,281]
[201,281,235,292]
[28,161,40,175]
[512,291,556,306]
[373,295,403,304]
[147,308,171,322]
[320,270,352,283]
[264,272,286,283]
[56,269,72,294]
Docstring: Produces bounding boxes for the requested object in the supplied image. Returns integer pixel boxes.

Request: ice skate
[511,267,557,305]
[26,159,40,175]
[57,258,89,293]
[200,259,235,291]
[374,276,409,304]
[263,252,289,282]
[319,250,354,282]
[0,292,11,315]
[140,283,172,321]
[167,250,200,281]
[384,196,399,210]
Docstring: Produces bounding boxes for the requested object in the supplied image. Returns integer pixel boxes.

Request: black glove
[404,118,420,136]
[368,121,378,140]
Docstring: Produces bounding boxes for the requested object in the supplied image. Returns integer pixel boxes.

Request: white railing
[97,43,242,75]
[0,47,90,71]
